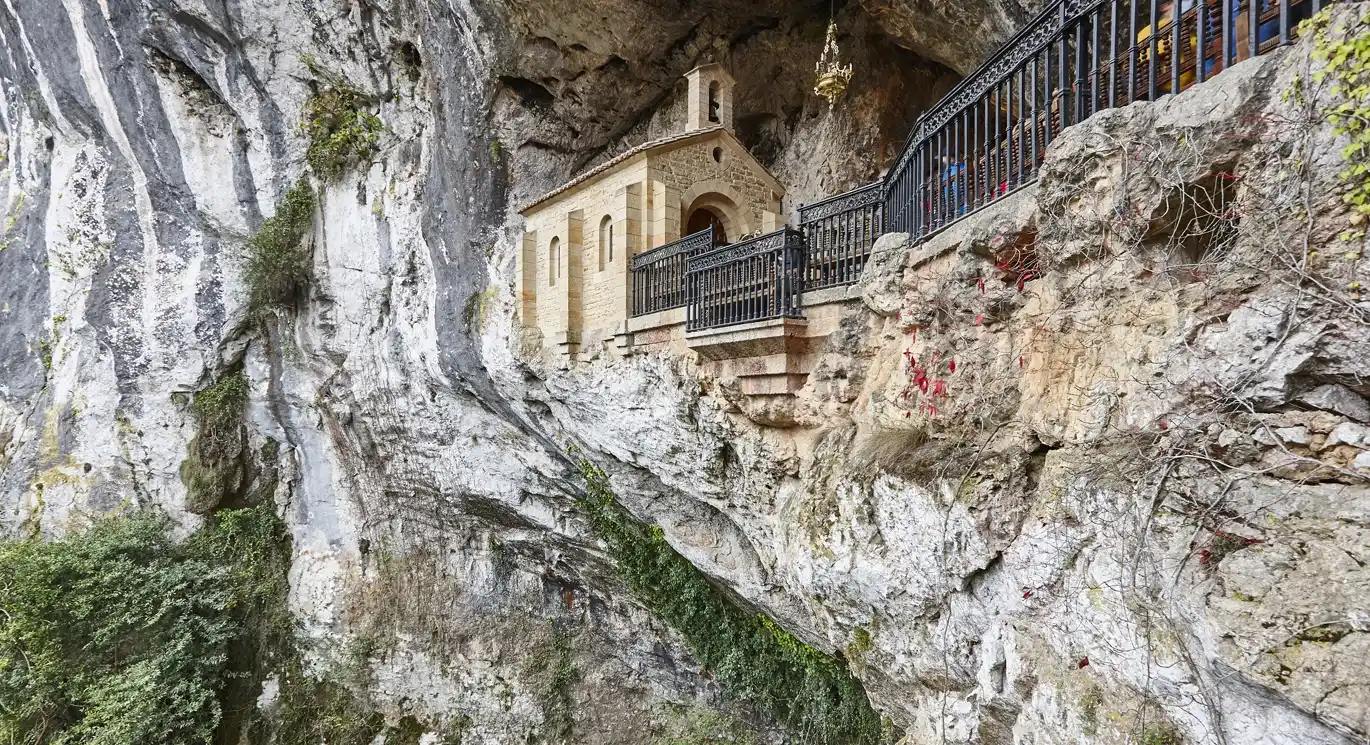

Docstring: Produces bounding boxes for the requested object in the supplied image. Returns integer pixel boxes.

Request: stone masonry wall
[654,136,783,239]
[521,159,648,346]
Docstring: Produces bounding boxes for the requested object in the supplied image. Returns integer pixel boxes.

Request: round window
[712,146,724,164]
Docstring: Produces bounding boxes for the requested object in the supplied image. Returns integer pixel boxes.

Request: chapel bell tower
[685,63,735,133]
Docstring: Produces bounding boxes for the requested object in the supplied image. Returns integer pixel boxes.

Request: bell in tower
[684,63,735,133]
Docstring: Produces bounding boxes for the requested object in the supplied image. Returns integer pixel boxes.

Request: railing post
[1147,0,1159,100]
[775,243,786,320]
[910,152,917,237]
[686,268,695,330]
[1030,54,1040,169]
[1075,8,1086,123]
[1109,0,1119,105]
[1222,0,1233,71]
[1196,0,1208,84]
[1170,0,1182,94]
[1058,1,1069,124]
[1090,6,1101,115]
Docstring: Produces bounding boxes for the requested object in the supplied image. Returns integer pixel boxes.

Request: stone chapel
[517,63,787,357]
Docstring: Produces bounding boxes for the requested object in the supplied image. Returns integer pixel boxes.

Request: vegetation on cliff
[302,86,385,182]
[1306,8,1370,245]
[245,179,316,312]
[0,505,451,745]
[653,705,762,745]
[574,457,884,745]
[0,506,284,744]
[236,83,383,316]
[181,371,250,513]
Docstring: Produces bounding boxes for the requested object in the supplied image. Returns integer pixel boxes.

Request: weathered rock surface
[1,0,1368,743]
[858,0,1042,74]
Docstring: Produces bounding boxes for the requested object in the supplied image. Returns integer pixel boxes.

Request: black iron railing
[686,228,806,331]
[631,226,722,316]
[799,182,885,292]
[883,0,1321,237]
[625,0,1321,334]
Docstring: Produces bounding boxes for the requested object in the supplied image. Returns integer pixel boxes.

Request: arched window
[548,237,559,286]
[707,81,721,123]
[598,215,613,271]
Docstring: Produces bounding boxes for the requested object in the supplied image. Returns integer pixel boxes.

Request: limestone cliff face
[858,0,1042,75]
[1,0,1368,744]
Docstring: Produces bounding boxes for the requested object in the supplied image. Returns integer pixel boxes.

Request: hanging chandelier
[813,19,853,111]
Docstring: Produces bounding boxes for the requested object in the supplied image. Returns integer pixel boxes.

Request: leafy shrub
[186,503,294,657]
[0,504,448,744]
[192,371,248,435]
[301,87,384,181]
[0,505,286,745]
[245,180,315,312]
[574,458,883,745]
[1302,8,1370,248]
[181,371,249,513]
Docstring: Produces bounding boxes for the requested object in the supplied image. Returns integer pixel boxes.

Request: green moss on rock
[251,666,386,745]
[1078,685,1103,737]
[525,622,580,741]
[652,704,761,745]
[1138,721,1184,745]
[574,457,883,745]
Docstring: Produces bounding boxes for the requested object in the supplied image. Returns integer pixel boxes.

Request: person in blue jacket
[1225,0,1313,64]
[940,155,965,217]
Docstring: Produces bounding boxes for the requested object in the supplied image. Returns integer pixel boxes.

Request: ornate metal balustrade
[883,0,1322,237]
[686,228,807,331]
[799,181,884,292]
[626,0,1321,334]
[631,226,722,317]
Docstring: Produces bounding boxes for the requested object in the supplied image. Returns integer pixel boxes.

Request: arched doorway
[682,189,745,245]
[686,206,728,244]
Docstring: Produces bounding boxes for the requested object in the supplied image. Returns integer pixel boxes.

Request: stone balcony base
[613,284,859,426]
[686,317,814,397]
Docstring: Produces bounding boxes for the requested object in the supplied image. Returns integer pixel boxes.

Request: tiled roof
[519,126,727,214]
